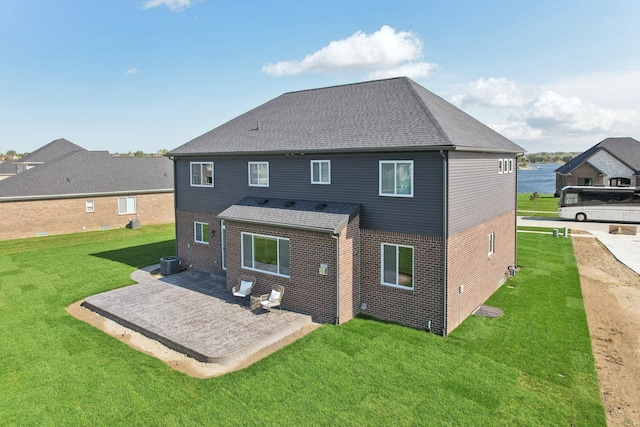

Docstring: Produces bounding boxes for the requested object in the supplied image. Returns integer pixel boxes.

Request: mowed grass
[518,193,559,217]
[0,226,605,426]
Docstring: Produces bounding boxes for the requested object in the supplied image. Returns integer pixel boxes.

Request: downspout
[440,149,448,336]
[515,154,524,269]
[332,234,340,324]
[170,156,179,258]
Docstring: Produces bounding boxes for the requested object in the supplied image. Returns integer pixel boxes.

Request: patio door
[221,220,226,270]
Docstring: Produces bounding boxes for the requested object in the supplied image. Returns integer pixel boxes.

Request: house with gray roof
[0,138,86,180]
[554,137,640,196]
[0,140,174,240]
[168,77,524,335]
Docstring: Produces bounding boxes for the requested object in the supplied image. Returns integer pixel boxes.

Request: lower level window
[242,232,290,277]
[85,200,95,213]
[488,232,495,255]
[381,243,413,289]
[577,178,592,186]
[118,196,136,214]
[194,222,209,244]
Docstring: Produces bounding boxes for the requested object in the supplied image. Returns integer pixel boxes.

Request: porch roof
[218,197,360,234]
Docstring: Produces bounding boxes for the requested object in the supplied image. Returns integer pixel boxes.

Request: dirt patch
[573,236,640,427]
[66,301,320,378]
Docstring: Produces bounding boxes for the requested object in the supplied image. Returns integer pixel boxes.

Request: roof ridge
[282,76,407,96]
[402,78,452,146]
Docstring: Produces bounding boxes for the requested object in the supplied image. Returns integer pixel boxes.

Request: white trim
[310,160,331,184]
[498,159,504,174]
[190,162,214,187]
[508,158,514,173]
[194,221,209,245]
[241,232,290,278]
[379,160,414,197]
[488,232,495,256]
[380,242,414,289]
[220,220,226,270]
[118,196,136,215]
[248,162,269,187]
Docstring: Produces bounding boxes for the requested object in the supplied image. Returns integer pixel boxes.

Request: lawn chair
[259,284,284,316]
[232,275,256,303]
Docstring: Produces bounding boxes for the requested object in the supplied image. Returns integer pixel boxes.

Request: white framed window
[190,162,214,187]
[498,159,504,174]
[242,232,290,277]
[194,222,209,244]
[508,159,514,173]
[381,243,414,289]
[85,200,95,213]
[248,162,269,187]
[379,160,413,197]
[118,196,136,215]
[488,232,495,256]
[311,160,331,184]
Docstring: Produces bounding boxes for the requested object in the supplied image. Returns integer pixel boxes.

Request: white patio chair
[232,275,255,303]
[259,284,284,316]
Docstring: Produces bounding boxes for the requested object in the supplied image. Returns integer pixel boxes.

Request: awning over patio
[218,197,360,234]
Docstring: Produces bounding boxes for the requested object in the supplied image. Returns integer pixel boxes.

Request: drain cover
[473,305,504,318]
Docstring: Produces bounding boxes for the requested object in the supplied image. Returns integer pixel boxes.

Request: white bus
[558,186,640,222]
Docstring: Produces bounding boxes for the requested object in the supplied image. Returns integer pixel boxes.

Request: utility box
[160,256,180,275]
[129,219,141,229]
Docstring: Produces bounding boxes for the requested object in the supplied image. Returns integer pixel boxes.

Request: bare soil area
[573,236,640,427]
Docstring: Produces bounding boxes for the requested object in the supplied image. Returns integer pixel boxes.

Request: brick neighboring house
[0,141,174,241]
[554,137,640,196]
[168,77,524,335]
[0,138,86,180]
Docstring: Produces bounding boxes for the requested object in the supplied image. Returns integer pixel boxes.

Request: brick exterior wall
[175,209,224,273]
[337,216,360,324]
[0,192,174,241]
[445,210,516,334]
[359,229,445,334]
[556,162,604,193]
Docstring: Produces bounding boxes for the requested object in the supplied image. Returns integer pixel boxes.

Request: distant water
[518,163,557,194]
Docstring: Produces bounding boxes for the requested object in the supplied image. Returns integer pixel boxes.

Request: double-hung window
[242,232,290,277]
[498,159,504,174]
[118,196,136,214]
[194,222,209,244]
[379,160,413,197]
[248,162,269,187]
[381,243,414,289]
[311,160,331,184]
[190,162,214,187]
[85,200,95,213]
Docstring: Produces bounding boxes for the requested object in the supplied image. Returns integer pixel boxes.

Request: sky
[1,0,640,155]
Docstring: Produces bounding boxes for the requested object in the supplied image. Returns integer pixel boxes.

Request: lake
[518,163,557,194]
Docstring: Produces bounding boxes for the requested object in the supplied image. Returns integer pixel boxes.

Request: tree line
[519,152,581,166]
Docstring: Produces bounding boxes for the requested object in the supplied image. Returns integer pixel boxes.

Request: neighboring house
[0,143,174,241]
[555,137,640,196]
[168,77,524,335]
[0,138,86,180]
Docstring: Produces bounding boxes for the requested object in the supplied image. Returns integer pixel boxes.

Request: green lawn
[0,226,604,426]
[518,193,559,217]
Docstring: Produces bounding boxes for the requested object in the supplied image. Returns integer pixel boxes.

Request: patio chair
[232,275,256,302]
[259,284,284,316]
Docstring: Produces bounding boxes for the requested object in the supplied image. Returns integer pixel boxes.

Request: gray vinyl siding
[174,152,444,235]
[447,151,517,236]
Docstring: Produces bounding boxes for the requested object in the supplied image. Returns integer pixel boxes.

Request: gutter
[0,188,174,203]
[440,149,448,336]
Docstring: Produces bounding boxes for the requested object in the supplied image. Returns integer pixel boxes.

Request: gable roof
[555,137,640,174]
[170,77,524,156]
[0,138,86,175]
[0,151,173,201]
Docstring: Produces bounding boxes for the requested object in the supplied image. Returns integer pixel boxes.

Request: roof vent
[315,203,328,211]
[258,199,269,206]
[284,200,296,208]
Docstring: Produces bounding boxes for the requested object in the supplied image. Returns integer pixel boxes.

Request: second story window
[191,162,214,187]
[311,160,331,184]
[379,160,413,197]
[248,162,269,187]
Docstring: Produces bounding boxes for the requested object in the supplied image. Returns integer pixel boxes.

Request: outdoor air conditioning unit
[160,256,180,275]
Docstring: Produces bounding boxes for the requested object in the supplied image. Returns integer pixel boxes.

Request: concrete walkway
[82,265,314,365]
[518,216,640,275]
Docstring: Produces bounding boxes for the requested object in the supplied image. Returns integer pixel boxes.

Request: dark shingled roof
[555,137,640,175]
[170,77,524,156]
[0,151,174,201]
[0,138,86,175]
[218,197,360,234]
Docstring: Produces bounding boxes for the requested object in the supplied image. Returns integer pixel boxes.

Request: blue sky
[2,0,639,154]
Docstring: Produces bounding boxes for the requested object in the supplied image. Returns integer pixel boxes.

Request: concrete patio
[82,265,314,366]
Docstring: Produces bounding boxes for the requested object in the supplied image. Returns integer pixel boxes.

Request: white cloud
[366,61,436,80]
[262,25,436,77]
[124,68,139,75]
[512,91,639,134]
[452,77,532,107]
[141,0,193,11]
[489,121,542,140]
